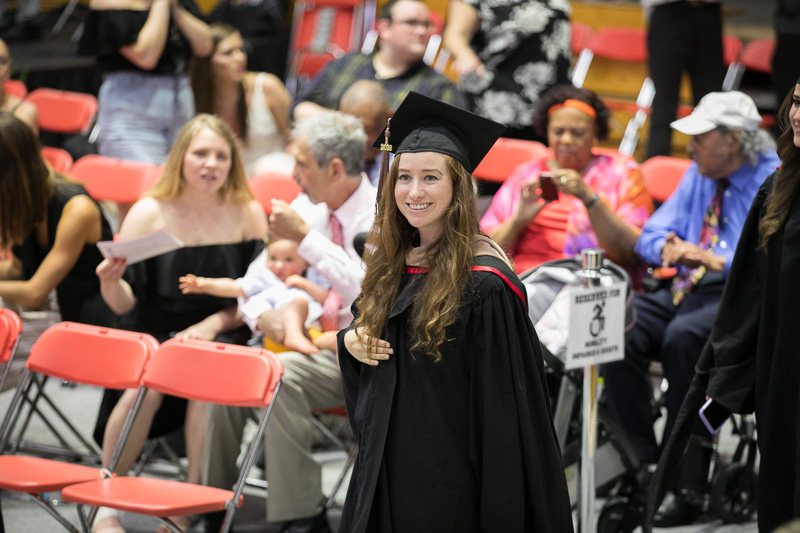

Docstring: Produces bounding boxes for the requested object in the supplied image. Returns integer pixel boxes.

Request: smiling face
[181,127,233,194]
[266,239,308,281]
[394,151,453,246]
[211,31,247,84]
[547,107,597,171]
[790,84,800,148]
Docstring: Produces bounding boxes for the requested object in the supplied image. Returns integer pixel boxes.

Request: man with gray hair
[201,112,376,533]
[603,91,779,527]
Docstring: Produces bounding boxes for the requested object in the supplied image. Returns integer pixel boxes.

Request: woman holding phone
[480,85,653,279]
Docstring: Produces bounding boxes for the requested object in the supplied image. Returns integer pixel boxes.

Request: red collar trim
[470,265,526,305]
[403,265,525,305]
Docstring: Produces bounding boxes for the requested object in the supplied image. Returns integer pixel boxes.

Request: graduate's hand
[344,327,392,367]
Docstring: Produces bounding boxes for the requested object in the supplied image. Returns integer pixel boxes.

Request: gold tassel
[376,117,392,211]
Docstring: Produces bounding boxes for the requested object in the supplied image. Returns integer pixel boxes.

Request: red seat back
[143,338,284,406]
[26,88,98,134]
[472,138,550,183]
[4,79,27,99]
[41,146,74,174]
[70,154,160,204]
[640,156,691,204]
[740,38,775,74]
[28,322,157,389]
[249,172,302,213]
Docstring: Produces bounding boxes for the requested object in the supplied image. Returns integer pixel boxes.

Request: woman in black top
[0,114,113,326]
[79,0,212,165]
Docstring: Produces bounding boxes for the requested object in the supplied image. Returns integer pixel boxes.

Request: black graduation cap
[371,92,506,174]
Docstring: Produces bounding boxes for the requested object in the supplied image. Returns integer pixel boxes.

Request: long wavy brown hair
[190,23,249,141]
[148,114,252,204]
[0,113,53,248]
[354,153,478,362]
[759,87,800,249]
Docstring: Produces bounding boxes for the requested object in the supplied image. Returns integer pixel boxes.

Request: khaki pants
[202,349,344,523]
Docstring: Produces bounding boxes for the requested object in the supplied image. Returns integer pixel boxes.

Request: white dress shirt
[242,175,376,332]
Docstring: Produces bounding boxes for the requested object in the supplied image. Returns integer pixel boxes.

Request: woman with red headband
[481,85,654,279]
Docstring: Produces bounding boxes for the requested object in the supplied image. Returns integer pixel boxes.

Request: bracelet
[584,193,601,209]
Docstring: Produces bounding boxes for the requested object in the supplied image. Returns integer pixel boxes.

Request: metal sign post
[579,248,604,532]
[580,248,605,533]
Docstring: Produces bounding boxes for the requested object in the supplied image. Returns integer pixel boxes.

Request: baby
[179,238,328,354]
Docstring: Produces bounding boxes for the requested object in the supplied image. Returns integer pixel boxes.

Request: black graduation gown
[647,172,800,532]
[337,255,573,533]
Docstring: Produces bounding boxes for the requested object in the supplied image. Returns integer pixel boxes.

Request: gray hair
[721,127,777,166]
[292,112,366,176]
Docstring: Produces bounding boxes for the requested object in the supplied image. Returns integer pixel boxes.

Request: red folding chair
[572,26,654,156]
[0,308,23,395]
[740,38,775,75]
[61,338,284,533]
[41,146,75,174]
[0,322,157,532]
[70,155,159,205]
[640,155,691,205]
[721,34,744,91]
[4,79,27,99]
[472,137,550,184]
[26,88,98,135]
[570,22,593,57]
[285,0,375,95]
[249,171,302,214]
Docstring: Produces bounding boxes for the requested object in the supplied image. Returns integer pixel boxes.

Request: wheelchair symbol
[590,301,605,337]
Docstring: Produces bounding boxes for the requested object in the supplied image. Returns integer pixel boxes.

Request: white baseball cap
[670,91,762,135]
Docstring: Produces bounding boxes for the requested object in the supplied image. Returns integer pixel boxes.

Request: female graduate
[337,92,573,532]
[647,81,800,532]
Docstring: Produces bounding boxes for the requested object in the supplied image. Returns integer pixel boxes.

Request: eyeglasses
[391,19,434,31]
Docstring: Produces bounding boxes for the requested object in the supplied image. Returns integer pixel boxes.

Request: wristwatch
[584,193,601,208]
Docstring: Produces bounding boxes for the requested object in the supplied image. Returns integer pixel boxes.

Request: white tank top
[242,73,284,177]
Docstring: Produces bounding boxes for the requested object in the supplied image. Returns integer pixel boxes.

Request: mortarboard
[372,92,506,200]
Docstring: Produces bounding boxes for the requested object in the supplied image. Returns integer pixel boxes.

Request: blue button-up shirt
[635,150,780,276]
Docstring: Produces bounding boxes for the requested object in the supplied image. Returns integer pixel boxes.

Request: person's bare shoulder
[119,196,166,239]
[13,99,38,134]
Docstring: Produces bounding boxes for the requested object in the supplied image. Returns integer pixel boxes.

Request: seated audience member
[292,0,465,120]
[0,114,113,326]
[93,114,266,533]
[480,85,654,278]
[0,38,37,134]
[190,22,293,177]
[602,91,779,527]
[179,237,327,355]
[339,80,392,186]
[201,112,376,533]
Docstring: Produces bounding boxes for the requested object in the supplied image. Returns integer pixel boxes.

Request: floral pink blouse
[480,148,654,275]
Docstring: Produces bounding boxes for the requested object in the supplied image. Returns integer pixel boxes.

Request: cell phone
[699,397,729,434]
[539,173,559,202]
